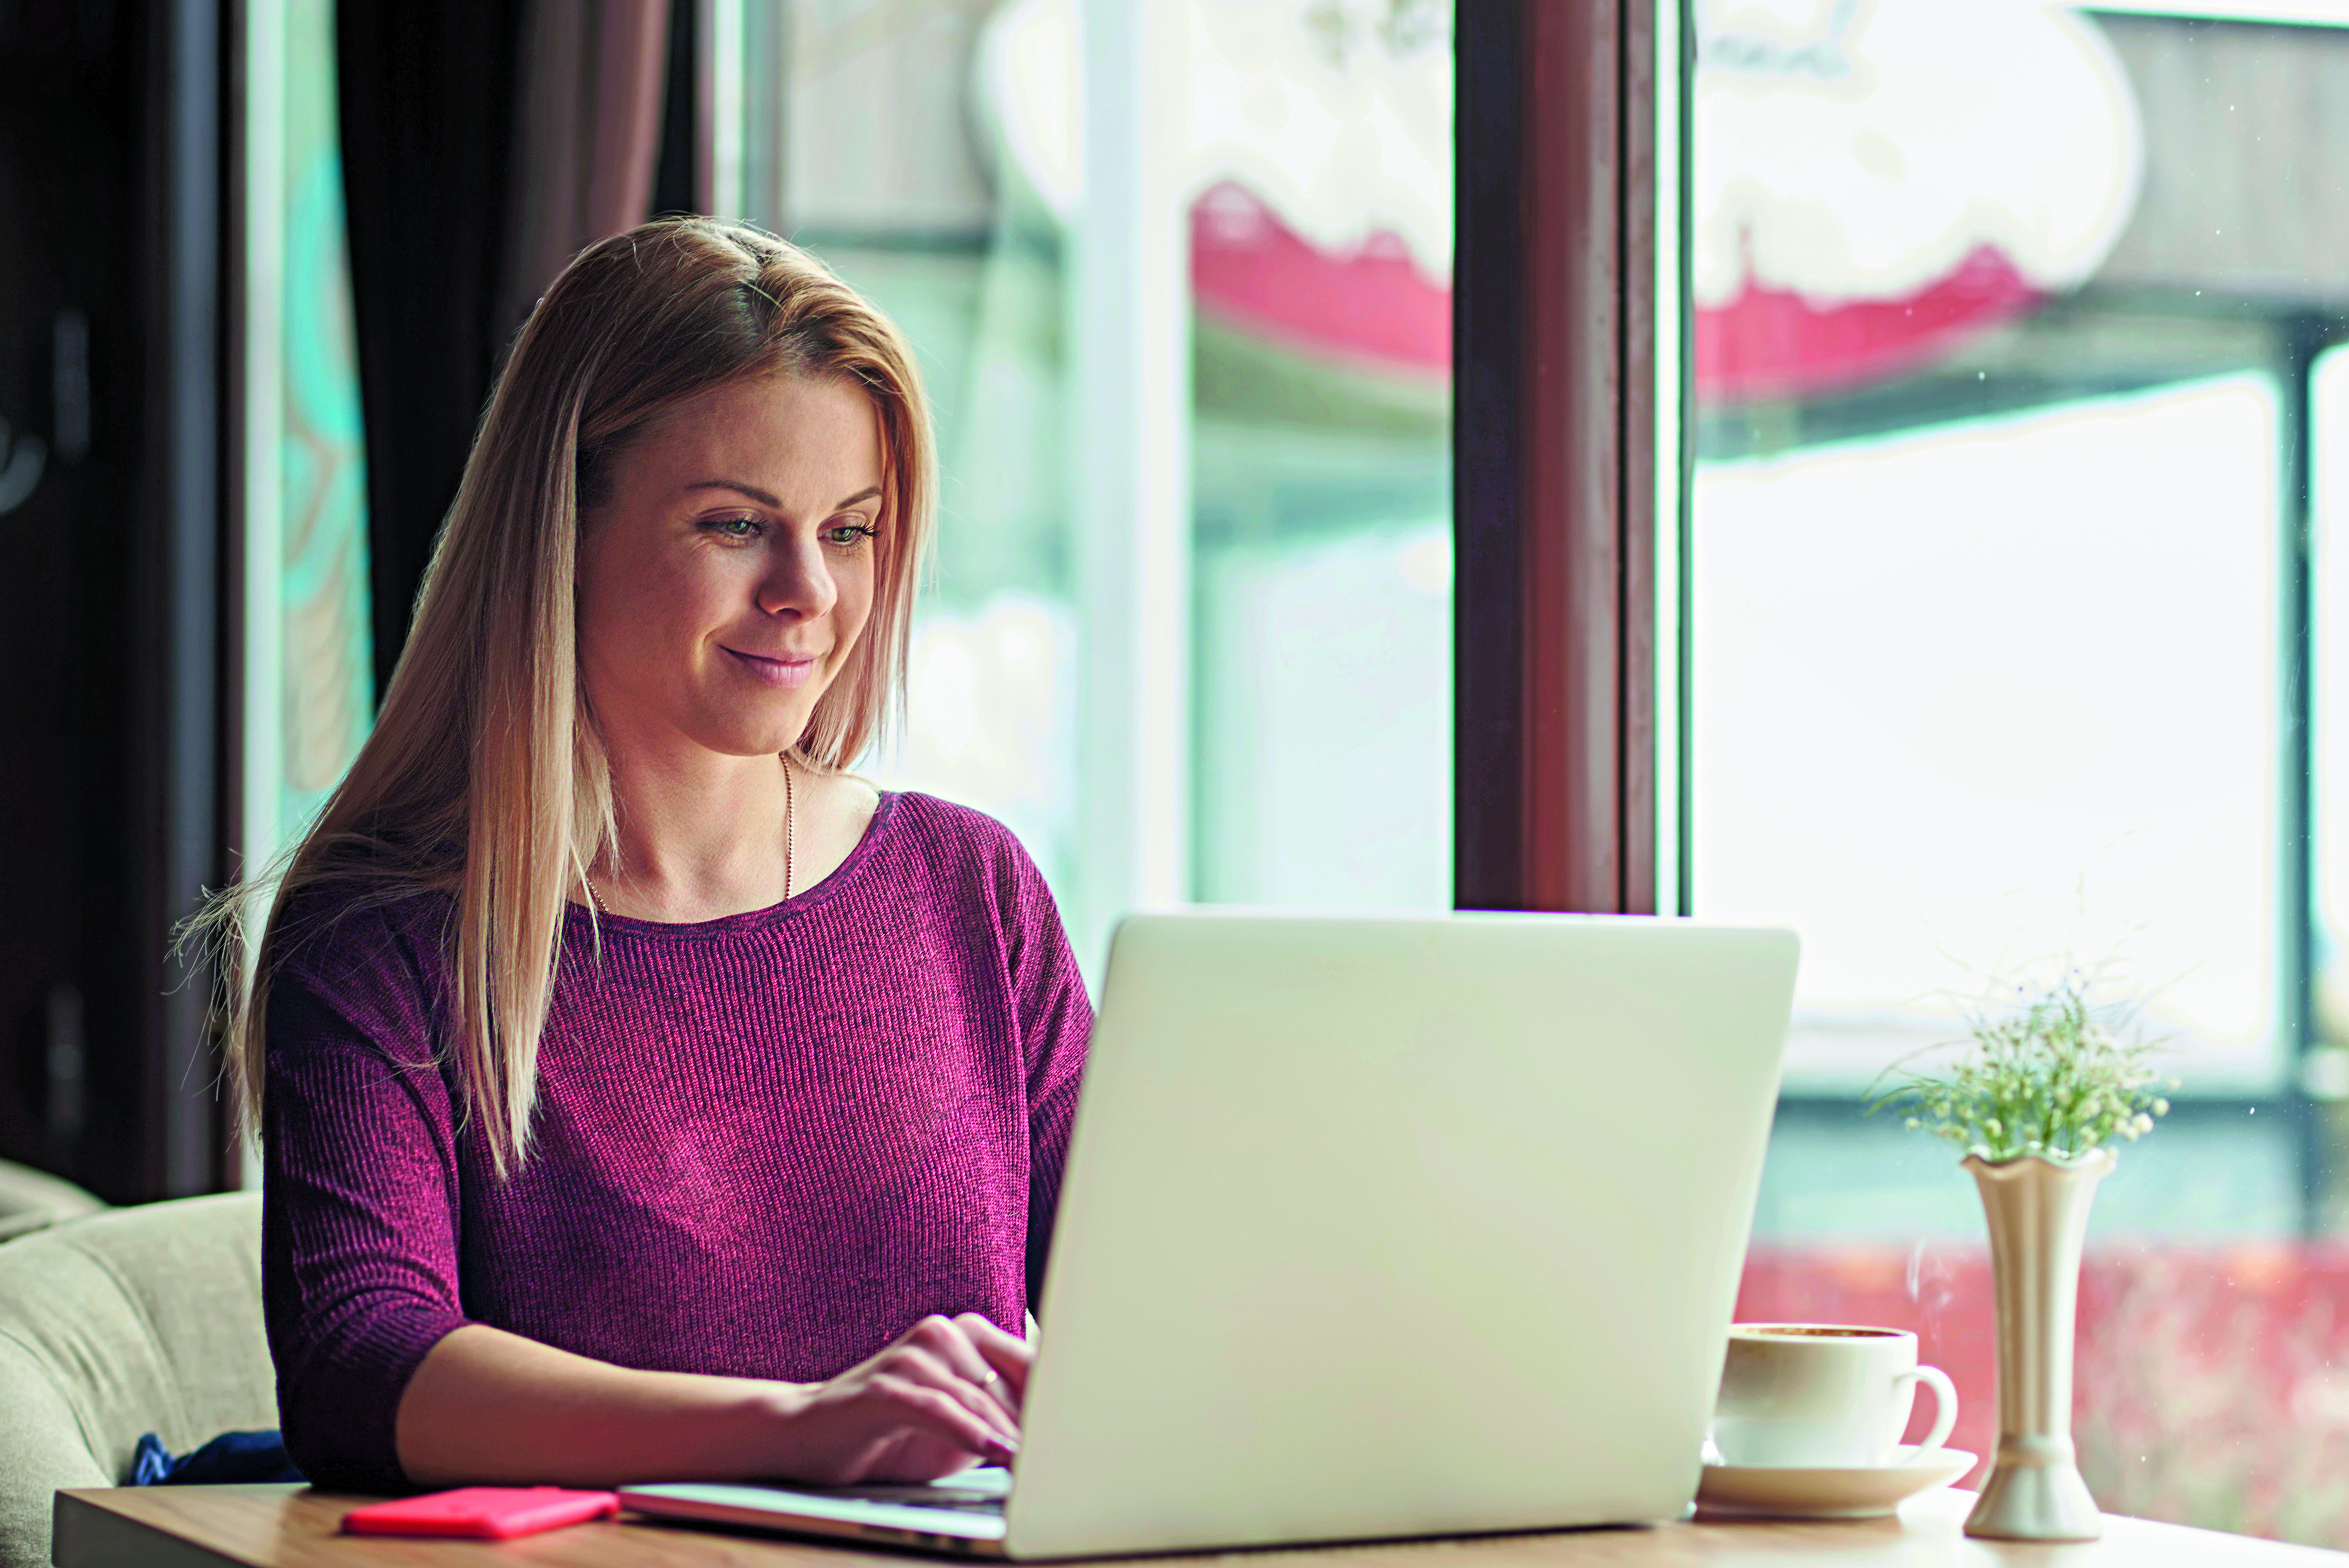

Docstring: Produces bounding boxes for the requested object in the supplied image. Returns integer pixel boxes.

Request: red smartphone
[342,1487,621,1539]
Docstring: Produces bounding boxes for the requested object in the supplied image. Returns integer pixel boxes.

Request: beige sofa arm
[0,1159,105,1235]
[0,1194,273,1568]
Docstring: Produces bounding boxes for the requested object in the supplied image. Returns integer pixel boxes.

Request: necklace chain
[584,752,796,917]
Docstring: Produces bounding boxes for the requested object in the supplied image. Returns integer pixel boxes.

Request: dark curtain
[338,0,685,701]
[0,1,222,1199]
[337,0,528,703]
[497,1,674,349]
[652,0,698,218]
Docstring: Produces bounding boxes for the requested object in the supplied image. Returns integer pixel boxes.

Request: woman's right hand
[766,1312,1033,1486]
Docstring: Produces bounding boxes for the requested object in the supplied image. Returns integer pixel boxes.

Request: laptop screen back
[1004,912,1798,1559]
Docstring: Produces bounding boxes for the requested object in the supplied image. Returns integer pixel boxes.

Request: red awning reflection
[1696,244,2041,404]
[1189,182,2039,404]
[1190,182,1449,377]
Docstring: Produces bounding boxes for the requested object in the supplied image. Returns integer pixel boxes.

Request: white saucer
[1696,1446,1978,1520]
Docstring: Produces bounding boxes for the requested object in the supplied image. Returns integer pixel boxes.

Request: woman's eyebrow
[684,478,782,506]
[683,479,883,511]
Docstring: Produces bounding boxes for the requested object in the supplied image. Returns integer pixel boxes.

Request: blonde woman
[241,219,1087,1492]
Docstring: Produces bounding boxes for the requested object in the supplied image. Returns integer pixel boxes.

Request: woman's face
[576,371,885,761]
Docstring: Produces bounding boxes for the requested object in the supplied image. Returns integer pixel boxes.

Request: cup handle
[1895,1364,1959,1459]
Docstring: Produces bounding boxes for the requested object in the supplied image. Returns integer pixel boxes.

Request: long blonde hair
[216,217,935,1174]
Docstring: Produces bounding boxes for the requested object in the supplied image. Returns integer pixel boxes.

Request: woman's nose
[757,534,839,620]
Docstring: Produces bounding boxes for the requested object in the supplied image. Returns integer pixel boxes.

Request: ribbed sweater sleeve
[999,833,1090,1311]
[262,899,472,1491]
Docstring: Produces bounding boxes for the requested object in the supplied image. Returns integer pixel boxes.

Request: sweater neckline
[563,789,903,938]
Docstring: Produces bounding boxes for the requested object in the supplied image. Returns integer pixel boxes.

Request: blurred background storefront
[1688,0,2349,1543]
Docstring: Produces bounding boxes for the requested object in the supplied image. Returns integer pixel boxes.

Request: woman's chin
[685,710,817,761]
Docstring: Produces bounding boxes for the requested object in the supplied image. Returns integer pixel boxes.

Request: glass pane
[717,0,1453,970]
[1697,379,2280,1088]
[1691,0,2348,1545]
[242,0,375,873]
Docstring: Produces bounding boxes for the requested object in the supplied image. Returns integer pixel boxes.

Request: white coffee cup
[1709,1323,1958,1469]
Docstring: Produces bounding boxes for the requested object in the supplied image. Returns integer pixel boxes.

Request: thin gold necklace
[585,752,795,916]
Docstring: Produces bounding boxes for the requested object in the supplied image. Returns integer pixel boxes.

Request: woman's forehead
[634,373,884,498]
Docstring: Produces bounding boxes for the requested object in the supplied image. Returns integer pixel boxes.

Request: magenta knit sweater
[261,792,1092,1492]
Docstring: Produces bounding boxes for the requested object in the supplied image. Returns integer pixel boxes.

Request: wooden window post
[1456,0,1660,914]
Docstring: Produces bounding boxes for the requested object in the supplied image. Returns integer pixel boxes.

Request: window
[1692,0,2349,1543]
[706,0,1454,973]
[239,0,375,885]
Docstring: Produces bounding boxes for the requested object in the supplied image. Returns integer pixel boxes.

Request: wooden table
[51,1484,2349,1567]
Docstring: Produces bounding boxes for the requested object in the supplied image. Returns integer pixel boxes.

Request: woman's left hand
[761,1311,1035,1485]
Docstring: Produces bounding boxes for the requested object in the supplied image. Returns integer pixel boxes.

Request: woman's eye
[703,515,763,541]
[824,521,880,547]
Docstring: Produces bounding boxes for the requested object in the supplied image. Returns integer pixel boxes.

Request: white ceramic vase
[1961,1149,2115,1541]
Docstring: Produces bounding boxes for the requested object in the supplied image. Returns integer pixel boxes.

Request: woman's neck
[595,734,795,923]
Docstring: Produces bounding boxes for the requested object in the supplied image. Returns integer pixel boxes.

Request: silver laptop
[621,909,1797,1558]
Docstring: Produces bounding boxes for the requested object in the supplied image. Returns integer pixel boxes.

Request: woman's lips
[722,646,820,689]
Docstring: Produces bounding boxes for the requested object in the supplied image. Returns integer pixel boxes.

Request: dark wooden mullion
[1521,0,1620,914]
[1455,0,1658,914]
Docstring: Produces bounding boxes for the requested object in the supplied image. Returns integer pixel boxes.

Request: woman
[232,218,1089,1493]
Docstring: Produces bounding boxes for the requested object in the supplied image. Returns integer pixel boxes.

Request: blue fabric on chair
[130,1430,303,1485]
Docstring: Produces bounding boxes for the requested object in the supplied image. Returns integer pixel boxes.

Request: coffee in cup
[1709,1323,1958,1469]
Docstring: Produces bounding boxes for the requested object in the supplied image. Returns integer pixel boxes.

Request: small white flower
[2152,1098,2170,1117]
[2134,1113,2154,1134]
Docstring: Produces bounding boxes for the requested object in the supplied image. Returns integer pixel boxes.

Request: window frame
[1454,0,1670,916]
